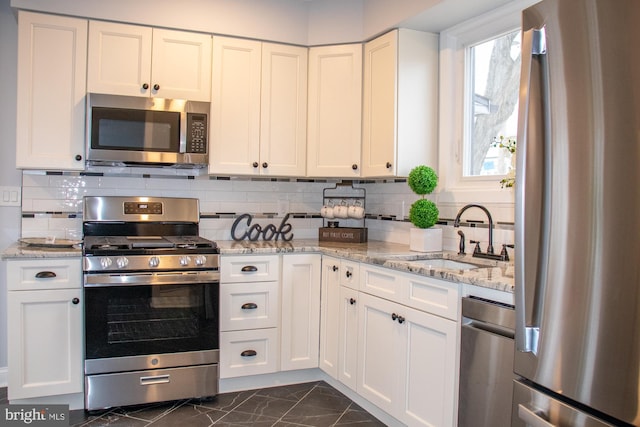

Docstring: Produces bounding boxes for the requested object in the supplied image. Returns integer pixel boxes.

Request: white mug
[333,200,349,218]
[348,201,365,219]
[321,204,334,218]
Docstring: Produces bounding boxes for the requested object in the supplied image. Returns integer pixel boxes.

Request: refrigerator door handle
[518,404,556,427]
[515,27,550,356]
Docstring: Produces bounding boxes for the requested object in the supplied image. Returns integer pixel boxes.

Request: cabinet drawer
[220,328,279,378]
[339,259,360,290]
[403,274,460,321]
[221,255,279,283]
[220,281,279,331]
[7,259,82,291]
[359,263,402,299]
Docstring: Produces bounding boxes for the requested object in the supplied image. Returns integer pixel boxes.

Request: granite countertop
[217,239,514,293]
[1,239,514,293]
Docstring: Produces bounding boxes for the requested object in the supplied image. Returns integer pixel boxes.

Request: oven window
[91,107,180,152]
[85,283,218,359]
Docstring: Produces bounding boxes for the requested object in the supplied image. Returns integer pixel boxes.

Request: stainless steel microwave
[87,94,210,168]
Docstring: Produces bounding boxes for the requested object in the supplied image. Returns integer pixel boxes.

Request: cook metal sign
[231,213,294,242]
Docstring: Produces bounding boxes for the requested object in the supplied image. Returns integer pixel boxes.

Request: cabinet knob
[241,350,257,357]
[352,164,358,170]
[345,270,352,278]
[349,298,356,305]
[75,154,83,161]
[142,83,149,90]
[386,162,392,168]
[72,298,80,305]
[153,84,160,91]
[253,162,259,168]
[262,162,268,168]
[332,265,338,272]
[35,271,56,279]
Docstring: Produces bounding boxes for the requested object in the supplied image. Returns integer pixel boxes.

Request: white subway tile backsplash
[19,172,515,248]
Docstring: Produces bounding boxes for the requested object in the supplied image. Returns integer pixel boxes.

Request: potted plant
[407,165,442,252]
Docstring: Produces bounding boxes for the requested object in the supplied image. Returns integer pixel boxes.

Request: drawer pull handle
[241,302,258,310]
[35,271,56,279]
[241,350,257,357]
[140,374,170,386]
[241,265,258,272]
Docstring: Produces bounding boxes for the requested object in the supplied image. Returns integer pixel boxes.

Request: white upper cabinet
[362,29,438,177]
[307,44,363,178]
[16,11,87,170]
[209,37,307,176]
[87,21,212,101]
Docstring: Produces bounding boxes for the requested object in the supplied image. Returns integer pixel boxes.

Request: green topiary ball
[408,166,438,195]
[409,199,439,229]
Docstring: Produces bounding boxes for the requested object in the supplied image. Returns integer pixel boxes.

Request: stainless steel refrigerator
[514,0,640,426]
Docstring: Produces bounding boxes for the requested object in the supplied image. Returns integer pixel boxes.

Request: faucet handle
[470,240,481,254]
[500,244,515,261]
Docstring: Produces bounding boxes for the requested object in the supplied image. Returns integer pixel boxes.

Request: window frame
[437,0,538,205]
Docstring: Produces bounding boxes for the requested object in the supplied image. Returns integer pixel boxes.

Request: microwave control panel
[186,113,208,153]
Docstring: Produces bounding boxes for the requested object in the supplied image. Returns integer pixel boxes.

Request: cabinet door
[87,21,152,97]
[361,29,439,178]
[362,30,397,177]
[357,292,405,416]
[259,43,308,177]
[338,286,359,391]
[151,28,212,101]
[307,44,362,178]
[210,36,262,175]
[402,306,457,427]
[319,256,341,377]
[7,289,83,399]
[281,254,321,371]
[16,11,87,170]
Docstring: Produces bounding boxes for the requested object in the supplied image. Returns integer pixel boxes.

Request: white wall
[0,0,21,383]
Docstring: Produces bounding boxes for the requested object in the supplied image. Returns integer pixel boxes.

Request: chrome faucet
[453,204,498,260]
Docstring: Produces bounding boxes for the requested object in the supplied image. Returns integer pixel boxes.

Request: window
[465,30,520,178]
[438,0,537,199]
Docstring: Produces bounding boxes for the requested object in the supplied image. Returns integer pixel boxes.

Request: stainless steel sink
[408,259,481,270]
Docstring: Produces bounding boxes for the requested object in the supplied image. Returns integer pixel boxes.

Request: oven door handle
[84,271,220,287]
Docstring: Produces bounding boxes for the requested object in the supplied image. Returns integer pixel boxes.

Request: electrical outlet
[0,186,21,207]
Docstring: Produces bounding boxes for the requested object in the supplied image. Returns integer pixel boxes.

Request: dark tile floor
[2,381,386,426]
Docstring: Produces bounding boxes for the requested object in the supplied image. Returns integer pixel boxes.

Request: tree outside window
[465,30,521,177]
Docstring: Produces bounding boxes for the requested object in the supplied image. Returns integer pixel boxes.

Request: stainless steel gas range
[82,196,220,411]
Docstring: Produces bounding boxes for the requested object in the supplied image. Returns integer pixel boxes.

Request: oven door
[84,271,219,374]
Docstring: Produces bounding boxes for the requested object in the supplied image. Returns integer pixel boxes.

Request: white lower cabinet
[6,259,83,402]
[220,253,321,377]
[219,255,280,378]
[281,254,321,371]
[358,292,457,427]
[337,285,359,391]
[321,257,459,427]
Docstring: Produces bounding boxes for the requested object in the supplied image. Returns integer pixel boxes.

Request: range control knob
[194,255,207,266]
[100,257,113,269]
[149,256,160,268]
[116,257,129,269]
[179,256,191,266]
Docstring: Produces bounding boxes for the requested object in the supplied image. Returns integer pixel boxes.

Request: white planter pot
[410,227,443,252]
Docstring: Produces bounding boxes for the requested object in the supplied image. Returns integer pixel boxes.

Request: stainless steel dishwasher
[458,295,516,427]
